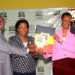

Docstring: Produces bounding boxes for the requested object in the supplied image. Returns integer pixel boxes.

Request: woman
[9,19,37,75]
[43,12,75,75]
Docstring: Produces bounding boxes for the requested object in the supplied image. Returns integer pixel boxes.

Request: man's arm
[0,38,35,56]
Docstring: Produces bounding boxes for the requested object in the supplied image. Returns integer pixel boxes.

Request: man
[70,20,75,34]
[0,15,36,75]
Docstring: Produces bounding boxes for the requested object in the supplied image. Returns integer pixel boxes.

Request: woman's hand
[36,48,45,54]
[27,44,36,53]
[53,34,63,44]
[33,52,38,58]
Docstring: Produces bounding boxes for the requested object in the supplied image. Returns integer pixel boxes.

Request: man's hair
[61,12,72,19]
[0,15,4,22]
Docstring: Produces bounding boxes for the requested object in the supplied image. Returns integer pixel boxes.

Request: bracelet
[58,40,60,43]
[58,40,62,43]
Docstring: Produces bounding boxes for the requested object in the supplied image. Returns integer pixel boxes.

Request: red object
[53,58,75,75]
[43,45,53,53]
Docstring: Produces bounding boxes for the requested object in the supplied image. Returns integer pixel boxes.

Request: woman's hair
[61,12,72,19]
[15,19,29,32]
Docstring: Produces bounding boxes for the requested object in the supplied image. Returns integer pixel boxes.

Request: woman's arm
[53,34,63,44]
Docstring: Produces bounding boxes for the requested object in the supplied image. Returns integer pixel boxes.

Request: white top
[23,42,29,54]
[23,42,27,47]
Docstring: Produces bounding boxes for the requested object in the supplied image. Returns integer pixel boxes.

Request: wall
[0,0,75,9]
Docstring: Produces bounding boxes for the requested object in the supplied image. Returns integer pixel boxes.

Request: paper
[35,25,55,53]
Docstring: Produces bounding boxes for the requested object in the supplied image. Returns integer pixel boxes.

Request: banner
[0,7,68,75]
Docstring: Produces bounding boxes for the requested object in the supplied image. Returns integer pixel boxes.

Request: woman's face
[61,15,71,30]
[17,22,28,36]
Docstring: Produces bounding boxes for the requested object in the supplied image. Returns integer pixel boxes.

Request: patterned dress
[9,35,37,75]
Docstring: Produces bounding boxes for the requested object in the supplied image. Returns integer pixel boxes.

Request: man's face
[61,15,71,30]
[0,18,4,31]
